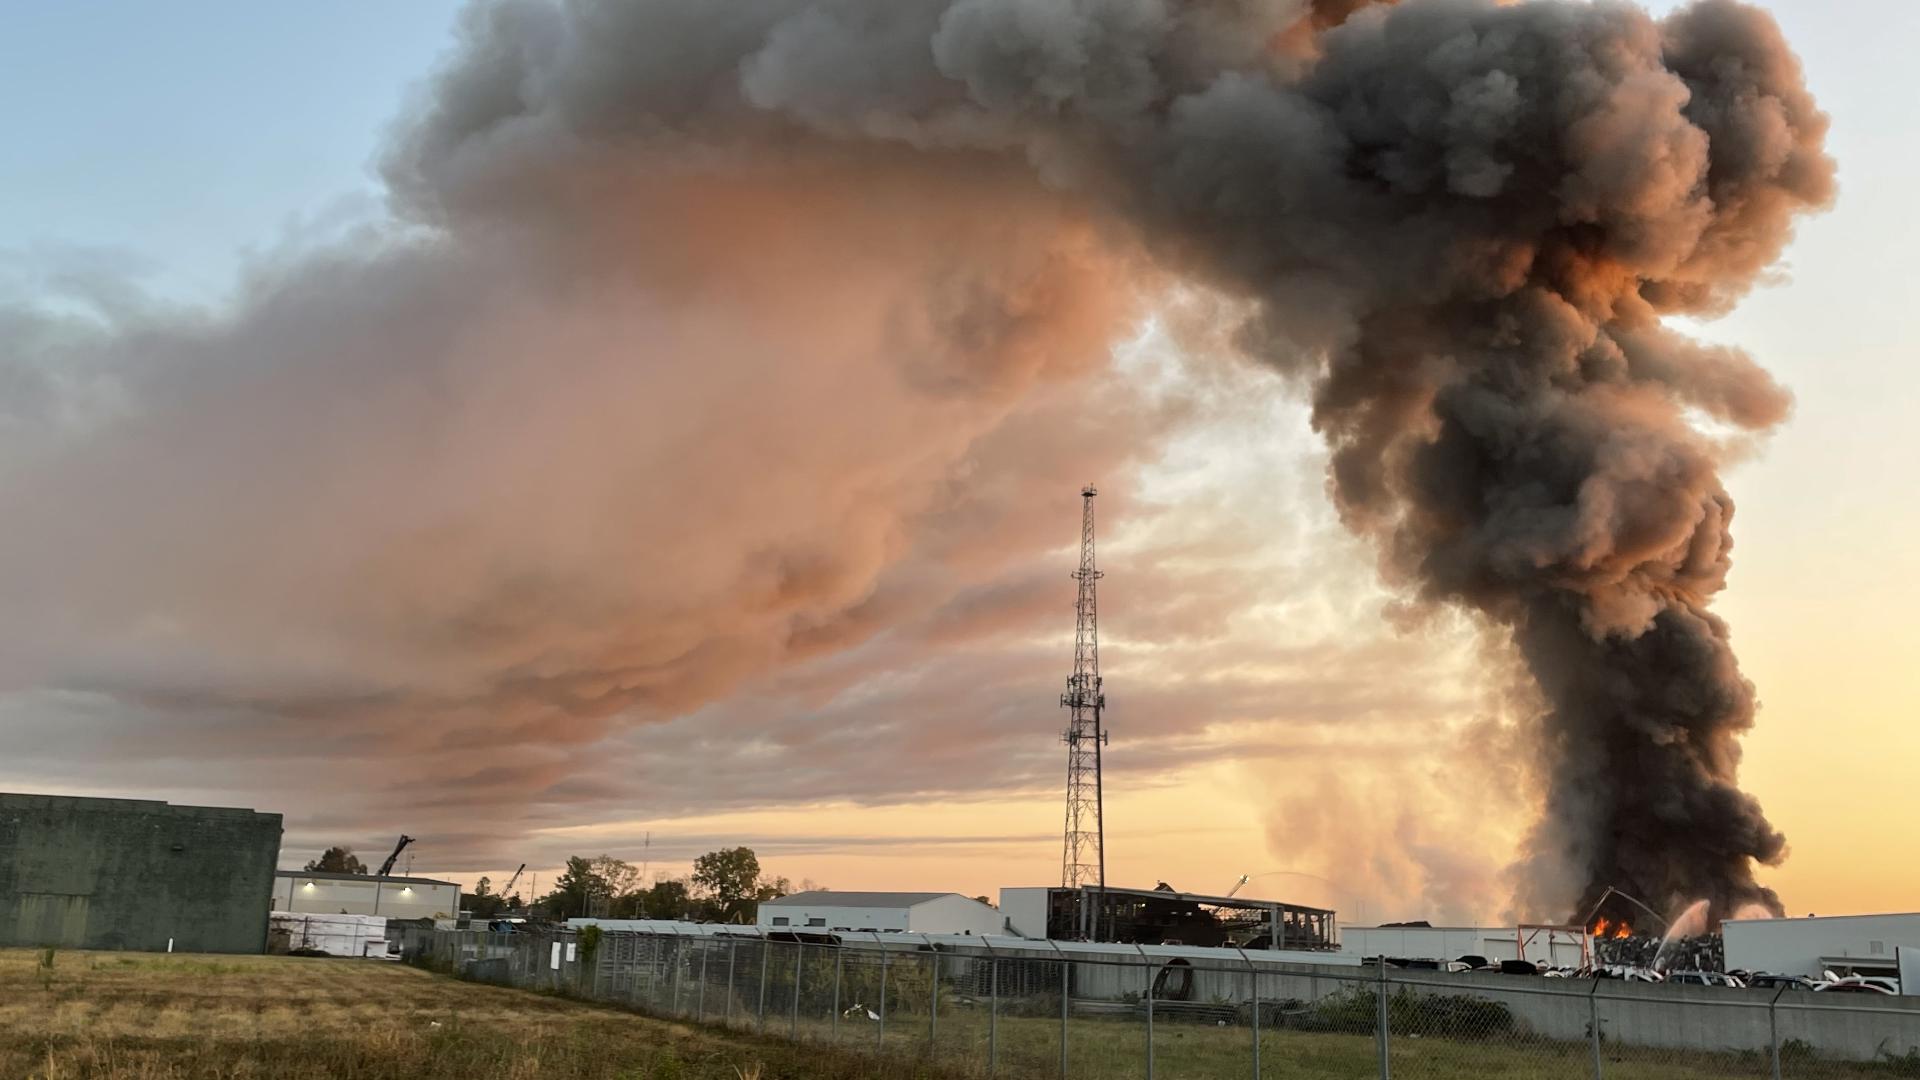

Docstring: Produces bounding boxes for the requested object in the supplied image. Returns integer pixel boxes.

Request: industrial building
[1000,884,1336,950]
[0,791,282,953]
[1338,924,1591,968]
[1724,913,1920,982]
[756,891,1005,936]
[271,870,461,920]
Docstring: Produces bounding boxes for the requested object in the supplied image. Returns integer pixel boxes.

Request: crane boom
[376,835,415,877]
[502,863,527,898]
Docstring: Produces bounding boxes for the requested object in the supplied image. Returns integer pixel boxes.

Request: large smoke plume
[2,0,1830,917]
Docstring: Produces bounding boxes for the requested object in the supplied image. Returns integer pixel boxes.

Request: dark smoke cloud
[1,0,1829,920]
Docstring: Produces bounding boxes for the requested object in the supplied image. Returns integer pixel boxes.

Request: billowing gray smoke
[396,0,1833,922]
[2,0,1828,913]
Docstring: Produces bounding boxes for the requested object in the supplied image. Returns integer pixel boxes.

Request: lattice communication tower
[1061,484,1107,897]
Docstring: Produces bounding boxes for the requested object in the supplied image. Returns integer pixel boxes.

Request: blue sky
[0,1,462,301]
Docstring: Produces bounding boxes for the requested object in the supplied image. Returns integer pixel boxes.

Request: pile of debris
[1594,932,1724,972]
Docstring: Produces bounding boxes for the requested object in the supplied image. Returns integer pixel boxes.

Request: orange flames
[1590,917,1634,940]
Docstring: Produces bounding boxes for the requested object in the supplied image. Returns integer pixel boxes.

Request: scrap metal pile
[1594,932,1725,973]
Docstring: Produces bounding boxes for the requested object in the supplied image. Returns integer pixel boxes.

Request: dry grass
[0,949,971,1079]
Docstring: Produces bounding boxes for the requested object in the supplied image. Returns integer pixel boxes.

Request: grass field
[0,948,972,1079]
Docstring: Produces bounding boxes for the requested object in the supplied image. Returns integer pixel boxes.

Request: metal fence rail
[396,925,1920,1079]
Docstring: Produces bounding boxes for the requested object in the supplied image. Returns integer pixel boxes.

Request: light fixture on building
[303,881,316,890]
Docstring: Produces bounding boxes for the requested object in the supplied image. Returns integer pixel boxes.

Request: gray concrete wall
[942,940,1920,1063]
[0,792,282,954]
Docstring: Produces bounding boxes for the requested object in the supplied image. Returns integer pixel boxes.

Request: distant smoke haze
[0,0,1830,921]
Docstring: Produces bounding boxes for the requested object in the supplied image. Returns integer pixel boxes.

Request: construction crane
[501,863,527,903]
[1225,874,1250,899]
[375,835,415,877]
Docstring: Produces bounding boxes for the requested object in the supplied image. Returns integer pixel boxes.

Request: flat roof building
[757,891,1004,936]
[0,791,282,953]
[1724,913,1920,981]
[272,870,461,921]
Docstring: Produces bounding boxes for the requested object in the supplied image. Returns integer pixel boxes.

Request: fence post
[1139,946,1156,1080]
[758,934,770,1033]
[1770,986,1786,1080]
[1588,979,1602,1080]
[726,938,738,1026]
[1046,940,1069,1079]
[1234,946,1259,1080]
[924,935,939,1049]
[988,950,1000,1076]
[832,946,843,1042]
[878,934,890,1050]
[670,929,684,1016]
[698,937,710,1023]
[1375,961,1391,1080]
[792,941,803,1039]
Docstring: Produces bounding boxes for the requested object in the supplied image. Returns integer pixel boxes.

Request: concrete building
[1338,924,1591,968]
[757,891,1005,936]
[1724,913,1920,981]
[0,791,282,953]
[272,870,461,920]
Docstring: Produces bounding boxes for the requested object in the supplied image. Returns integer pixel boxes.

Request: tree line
[463,846,801,923]
[300,843,806,923]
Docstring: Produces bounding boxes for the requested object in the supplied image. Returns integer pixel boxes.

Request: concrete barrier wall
[943,940,1920,1063]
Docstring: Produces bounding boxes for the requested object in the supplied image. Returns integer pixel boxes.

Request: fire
[1591,917,1633,940]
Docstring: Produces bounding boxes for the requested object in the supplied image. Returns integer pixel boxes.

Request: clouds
[0,0,1828,925]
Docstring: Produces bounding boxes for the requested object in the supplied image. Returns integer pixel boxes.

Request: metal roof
[565,920,1366,966]
[761,890,956,908]
[276,869,460,888]
[1045,883,1336,917]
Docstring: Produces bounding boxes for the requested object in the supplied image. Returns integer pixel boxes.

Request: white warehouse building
[757,891,1005,936]
[1724,913,1920,982]
[271,870,462,921]
[1339,925,1592,969]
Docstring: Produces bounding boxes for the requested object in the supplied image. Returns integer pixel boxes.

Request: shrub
[1297,986,1515,1040]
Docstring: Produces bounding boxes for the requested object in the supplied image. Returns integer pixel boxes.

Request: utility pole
[1060,484,1108,938]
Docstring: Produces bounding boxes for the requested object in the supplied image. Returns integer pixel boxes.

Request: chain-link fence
[395,925,1920,1079]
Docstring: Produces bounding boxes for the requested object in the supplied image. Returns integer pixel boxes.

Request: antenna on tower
[1061,483,1108,938]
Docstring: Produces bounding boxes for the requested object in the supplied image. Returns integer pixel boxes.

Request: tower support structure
[1060,485,1107,915]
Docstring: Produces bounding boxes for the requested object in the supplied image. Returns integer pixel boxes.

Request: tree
[692,847,762,922]
[304,847,366,874]
[541,856,599,920]
[639,878,692,919]
[539,854,641,919]
[588,855,640,915]
[465,875,510,920]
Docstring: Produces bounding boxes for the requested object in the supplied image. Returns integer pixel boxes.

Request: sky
[1,0,1913,925]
